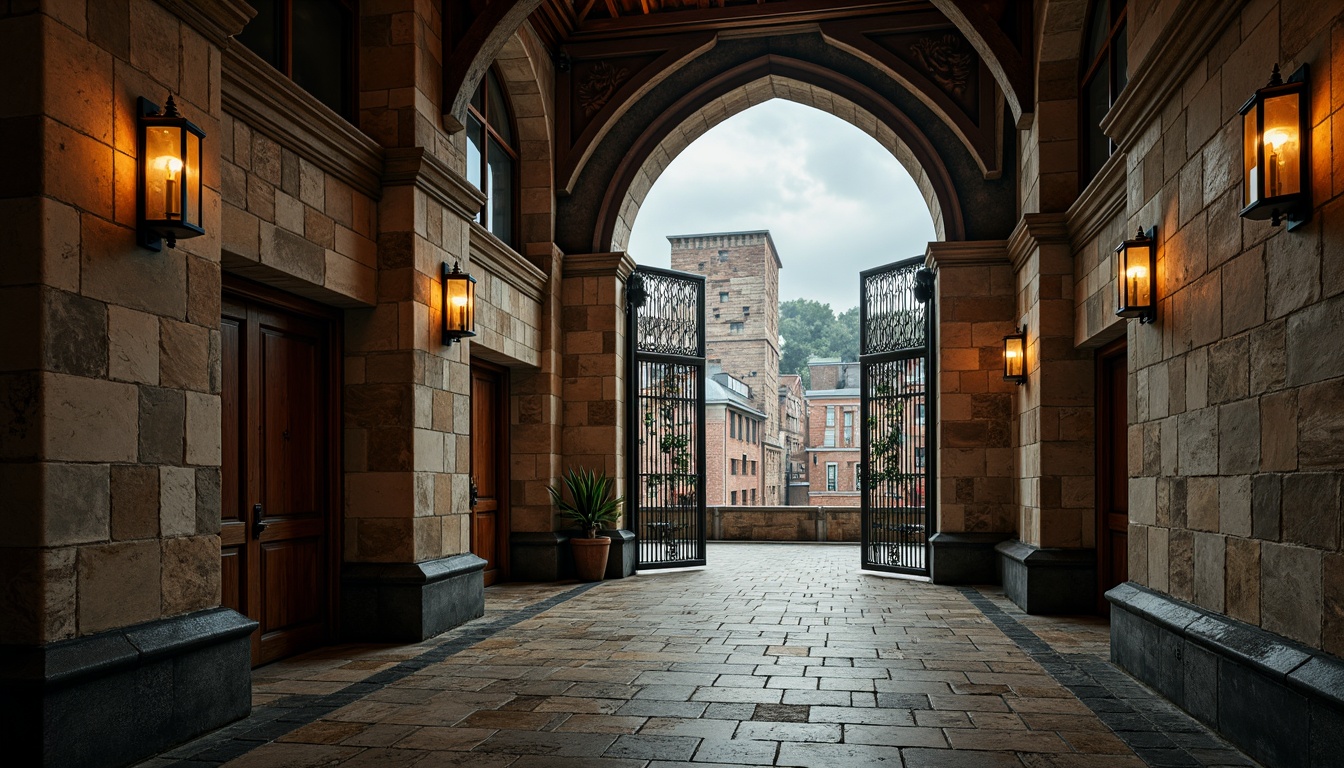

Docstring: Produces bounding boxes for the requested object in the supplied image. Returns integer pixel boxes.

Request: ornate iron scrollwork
[633,270,700,357]
[862,260,928,355]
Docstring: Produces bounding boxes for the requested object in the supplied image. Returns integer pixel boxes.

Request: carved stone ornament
[577,60,631,117]
[909,34,973,98]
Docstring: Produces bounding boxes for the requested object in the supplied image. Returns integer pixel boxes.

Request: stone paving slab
[137,544,1258,768]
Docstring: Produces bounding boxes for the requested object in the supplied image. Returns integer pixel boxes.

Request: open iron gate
[860,257,935,575]
[626,265,707,569]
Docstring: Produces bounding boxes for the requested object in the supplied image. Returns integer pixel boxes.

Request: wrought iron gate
[626,266,707,569]
[859,257,935,575]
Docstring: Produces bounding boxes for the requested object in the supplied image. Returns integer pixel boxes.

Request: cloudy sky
[627,99,936,313]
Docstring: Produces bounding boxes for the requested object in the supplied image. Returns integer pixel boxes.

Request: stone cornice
[382,148,485,222]
[562,252,636,280]
[222,43,384,198]
[469,222,548,304]
[1066,152,1126,250]
[1006,213,1069,271]
[156,0,253,47]
[1100,0,1249,152]
[925,240,1010,271]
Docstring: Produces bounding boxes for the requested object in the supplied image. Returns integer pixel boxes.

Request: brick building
[705,368,767,507]
[779,373,807,503]
[4,1,1344,766]
[670,230,786,504]
[804,359,861,506]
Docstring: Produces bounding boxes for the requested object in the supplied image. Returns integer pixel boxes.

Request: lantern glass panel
[1004,336,1025,379]
[1243,109,1258,206]
[186,129,201,228]
[145,125,183,222]
[1262,92,1300,198]
[445,276,475,335]
[1118,245,1150,311]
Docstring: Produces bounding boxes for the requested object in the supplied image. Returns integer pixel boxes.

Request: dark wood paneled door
[470,362,509,586]
[222,286,338,666]
[1097,339,1129,612]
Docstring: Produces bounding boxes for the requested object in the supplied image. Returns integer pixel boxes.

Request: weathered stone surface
[1281,473,1340,550]
[44,372,137,462]
[1177,407,1218,476]
[44,463,110,546]
[161,535,220,616]
[1298,378,1344,469]
[77,540,160,634]
[138,386,185,465]
[1287,294,1344,387]
[159,466,196,537]
[1217,399,1258,474]
[1225,536,1261,625]
[108,305,159,384]
[184,391,221,466]
[195,467,221,535]
[44,288,106,377]
[111,464,159,541]
[1193,532,1226,613]
[159,319,210,393]
[1262,543,1323,647]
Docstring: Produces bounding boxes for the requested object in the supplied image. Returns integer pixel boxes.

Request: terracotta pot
[571,536,611,582]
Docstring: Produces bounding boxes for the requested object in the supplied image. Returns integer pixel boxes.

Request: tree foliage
[778,299,860,386]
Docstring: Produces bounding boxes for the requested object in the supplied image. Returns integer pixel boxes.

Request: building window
[826,462,838,491]
[718,249,729,262]
[729,415,736,439]
[751,461,757,476]
[855,464,863,491]
[729,322,744,334]
[239,0,356,117]
[1081,0,1128,185]
[720,292,729,303]
[751,488,757,504]
[915,447,926,468]
[731,459,737,475]
[731,491,737,504]
[465,69,518,248]
[843,411,853,446]
[917,403,926,423]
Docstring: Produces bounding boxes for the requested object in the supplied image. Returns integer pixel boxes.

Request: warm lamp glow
[137,95,204,250]
[1240,64,1310,229]
[442,261,477,345]
[1116,226,1157,323]
[1003,329,1026,384]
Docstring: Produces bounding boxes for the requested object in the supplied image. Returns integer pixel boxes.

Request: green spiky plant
[548,467,625,539]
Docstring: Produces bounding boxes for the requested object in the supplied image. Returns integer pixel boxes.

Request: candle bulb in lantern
[158,155,183,219]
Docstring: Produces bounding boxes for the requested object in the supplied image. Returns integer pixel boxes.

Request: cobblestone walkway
[141,544,1256,768]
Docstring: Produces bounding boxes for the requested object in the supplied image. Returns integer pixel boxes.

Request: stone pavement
[138,544,1257,768]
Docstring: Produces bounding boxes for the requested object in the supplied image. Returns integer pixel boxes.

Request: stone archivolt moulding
[222,43,385,200]
[1006,212,1070,272]
[383,147,486,223]
[562,252,637,281]
[924,239,1010,270]
[469,222,548,305]
[1101,0,1248,152]
[156,0,254,47]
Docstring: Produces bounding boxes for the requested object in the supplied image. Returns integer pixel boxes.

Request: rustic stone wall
[0,0,234,646]
[1088,0,1344,654]
[708,506,861,542]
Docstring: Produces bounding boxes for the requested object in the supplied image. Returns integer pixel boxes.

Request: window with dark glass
[238,0,356,118]
[465,68,518,248]
[1080,0,1128,186]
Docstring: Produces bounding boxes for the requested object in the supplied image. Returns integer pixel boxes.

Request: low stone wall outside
[708,506,860,543]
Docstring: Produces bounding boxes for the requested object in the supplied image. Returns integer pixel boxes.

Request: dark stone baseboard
[510,531,573,581]
[995,539,1096,614]
[0,607,255,768]
[600,529,636,579]
[341,553,486,642]
[1108,582,1344,768]
[930,532,1013,584]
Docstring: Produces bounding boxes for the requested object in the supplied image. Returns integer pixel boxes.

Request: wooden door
[1097,339,1129,611]
[470,363,508,586]
[222,286,338,666]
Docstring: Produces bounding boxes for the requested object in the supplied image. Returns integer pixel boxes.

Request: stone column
[924,241,1018,583]
[0,2,255,766]
[998,213,1098,613]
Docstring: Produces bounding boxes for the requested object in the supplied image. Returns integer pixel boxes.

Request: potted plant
[549,467,624,582]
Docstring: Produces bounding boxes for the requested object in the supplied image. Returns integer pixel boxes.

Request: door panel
[471,365,507,586]
[222,287,336,666]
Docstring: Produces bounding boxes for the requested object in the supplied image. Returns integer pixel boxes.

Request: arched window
[238,0,356,118]
[1080,0,1128,185]
[466,69,518,249]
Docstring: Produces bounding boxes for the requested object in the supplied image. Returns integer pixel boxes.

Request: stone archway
[603,70,954,253]
[1028,0,1091,212]
[491,30,557,248]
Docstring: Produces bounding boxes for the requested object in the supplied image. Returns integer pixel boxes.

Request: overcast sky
[627,99,937,313]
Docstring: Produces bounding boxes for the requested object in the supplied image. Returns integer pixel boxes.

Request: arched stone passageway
[555,32,1018,255]
[605,71,952,252]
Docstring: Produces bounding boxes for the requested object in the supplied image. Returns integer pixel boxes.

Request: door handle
[252,504,268,538]
[470,478,479,508]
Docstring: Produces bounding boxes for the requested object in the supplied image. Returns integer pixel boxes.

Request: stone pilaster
[925,240,1017,583]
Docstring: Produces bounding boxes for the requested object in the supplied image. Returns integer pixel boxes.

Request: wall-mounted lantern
[442,261,477,345]
[137,95,205,251]
[1003,327,1026,385]
[1115,226,1157,324]
[1240,64,1310,229]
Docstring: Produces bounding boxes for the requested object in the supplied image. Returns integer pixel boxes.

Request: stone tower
[669,231,781,436]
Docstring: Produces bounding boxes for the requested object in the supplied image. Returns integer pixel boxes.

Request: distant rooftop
[667,230,781,268]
